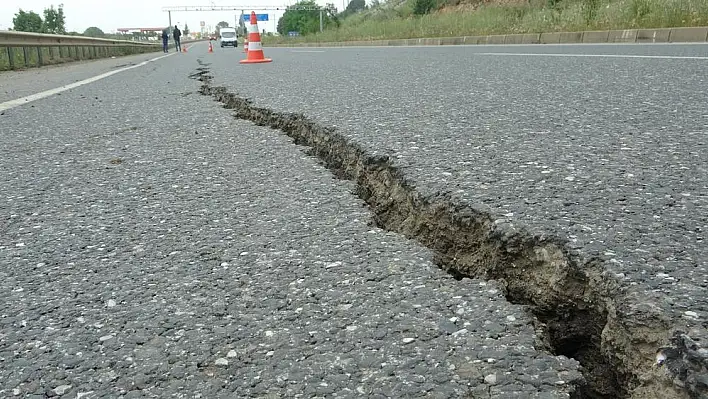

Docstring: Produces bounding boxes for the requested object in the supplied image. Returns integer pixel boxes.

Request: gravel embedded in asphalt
[0,51,174,104]
[204,45,708,335]
[0,49,582,397]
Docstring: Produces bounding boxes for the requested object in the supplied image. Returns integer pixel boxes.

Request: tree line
[273,0,443,37]
[10,4,192,41]
[209,0,366,38]
[9,0,372,40]
[12,4,66,34]
[275,0,366,36]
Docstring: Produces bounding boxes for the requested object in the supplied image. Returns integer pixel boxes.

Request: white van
[219,27,238,48]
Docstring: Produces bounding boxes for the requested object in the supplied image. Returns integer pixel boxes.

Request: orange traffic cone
[243,39,248,53]
[208,41,213,53]
[240,11,271,64]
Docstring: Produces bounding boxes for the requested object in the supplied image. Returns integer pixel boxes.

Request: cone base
[239,58,272,64]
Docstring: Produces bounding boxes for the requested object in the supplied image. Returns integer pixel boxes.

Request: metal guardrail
[0,30,159,47]
[0,30,166,71]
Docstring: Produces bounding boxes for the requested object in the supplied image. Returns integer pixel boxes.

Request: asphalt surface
[0,51,178,104]
[204,43,708,329]
[287,42,708,57]
[0,47,585,398]
[198,42,708,396]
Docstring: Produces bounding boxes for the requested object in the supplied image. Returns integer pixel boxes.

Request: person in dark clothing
[161,28,169,53]
[173,26,182,53]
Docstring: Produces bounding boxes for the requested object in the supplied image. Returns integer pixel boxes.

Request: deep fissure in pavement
[189,65,693,399]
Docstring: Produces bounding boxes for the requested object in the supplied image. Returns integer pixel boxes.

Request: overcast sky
[0,0,338,34]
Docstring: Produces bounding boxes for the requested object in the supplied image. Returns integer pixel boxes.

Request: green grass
[263,0,708,44]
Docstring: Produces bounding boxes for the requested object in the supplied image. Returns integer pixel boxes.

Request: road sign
[242,13,269,22]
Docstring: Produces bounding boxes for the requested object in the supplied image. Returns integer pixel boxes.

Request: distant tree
[370,0,381,7]
[413,0,436,15]
[43,4,66,34]
[345,0,366,13]
[183,23,190,35]
[83,26,104,37]
[277,0,336,35]
[216,21,229,35]
[12,9,44,33]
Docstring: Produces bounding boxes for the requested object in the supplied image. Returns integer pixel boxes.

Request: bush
[413,0,436,15]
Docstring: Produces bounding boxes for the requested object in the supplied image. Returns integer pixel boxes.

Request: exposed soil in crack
[190,64,706,399]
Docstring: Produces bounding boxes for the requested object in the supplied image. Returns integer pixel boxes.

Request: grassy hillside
[264,0,708,43]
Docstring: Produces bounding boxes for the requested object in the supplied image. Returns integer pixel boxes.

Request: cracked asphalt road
[0,47,585,398]
[203,44,708,343]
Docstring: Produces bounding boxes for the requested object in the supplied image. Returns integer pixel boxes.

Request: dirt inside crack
[190,65,695,399]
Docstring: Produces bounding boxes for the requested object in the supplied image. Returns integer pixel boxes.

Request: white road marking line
[0,52,176,113]
[476,52,708,60]
[290,50,326,53]
[284,42,708,50]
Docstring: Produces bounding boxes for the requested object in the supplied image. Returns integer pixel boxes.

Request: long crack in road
[192,56,708,399]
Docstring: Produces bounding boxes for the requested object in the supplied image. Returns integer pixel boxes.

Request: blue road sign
[242,13,269,22]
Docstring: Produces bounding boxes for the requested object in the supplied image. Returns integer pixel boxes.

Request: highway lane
[206,43,708,314]
[0,44,583,397]
[312,42,708,57]
[0,52,170,104]
[200,42,708,397]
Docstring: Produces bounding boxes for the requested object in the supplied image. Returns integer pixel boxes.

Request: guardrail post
[37,47,43,66]
[92,46,97,58]
[49,46,54,61]
[7,47,14,69]
[22,46,29,67]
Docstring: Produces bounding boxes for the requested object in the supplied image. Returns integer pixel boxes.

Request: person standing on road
[173,25,182,53]
[161,28,169,53]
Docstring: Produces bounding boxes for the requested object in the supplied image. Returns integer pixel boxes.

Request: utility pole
[168,10,172,29]
[239,10,246,35]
